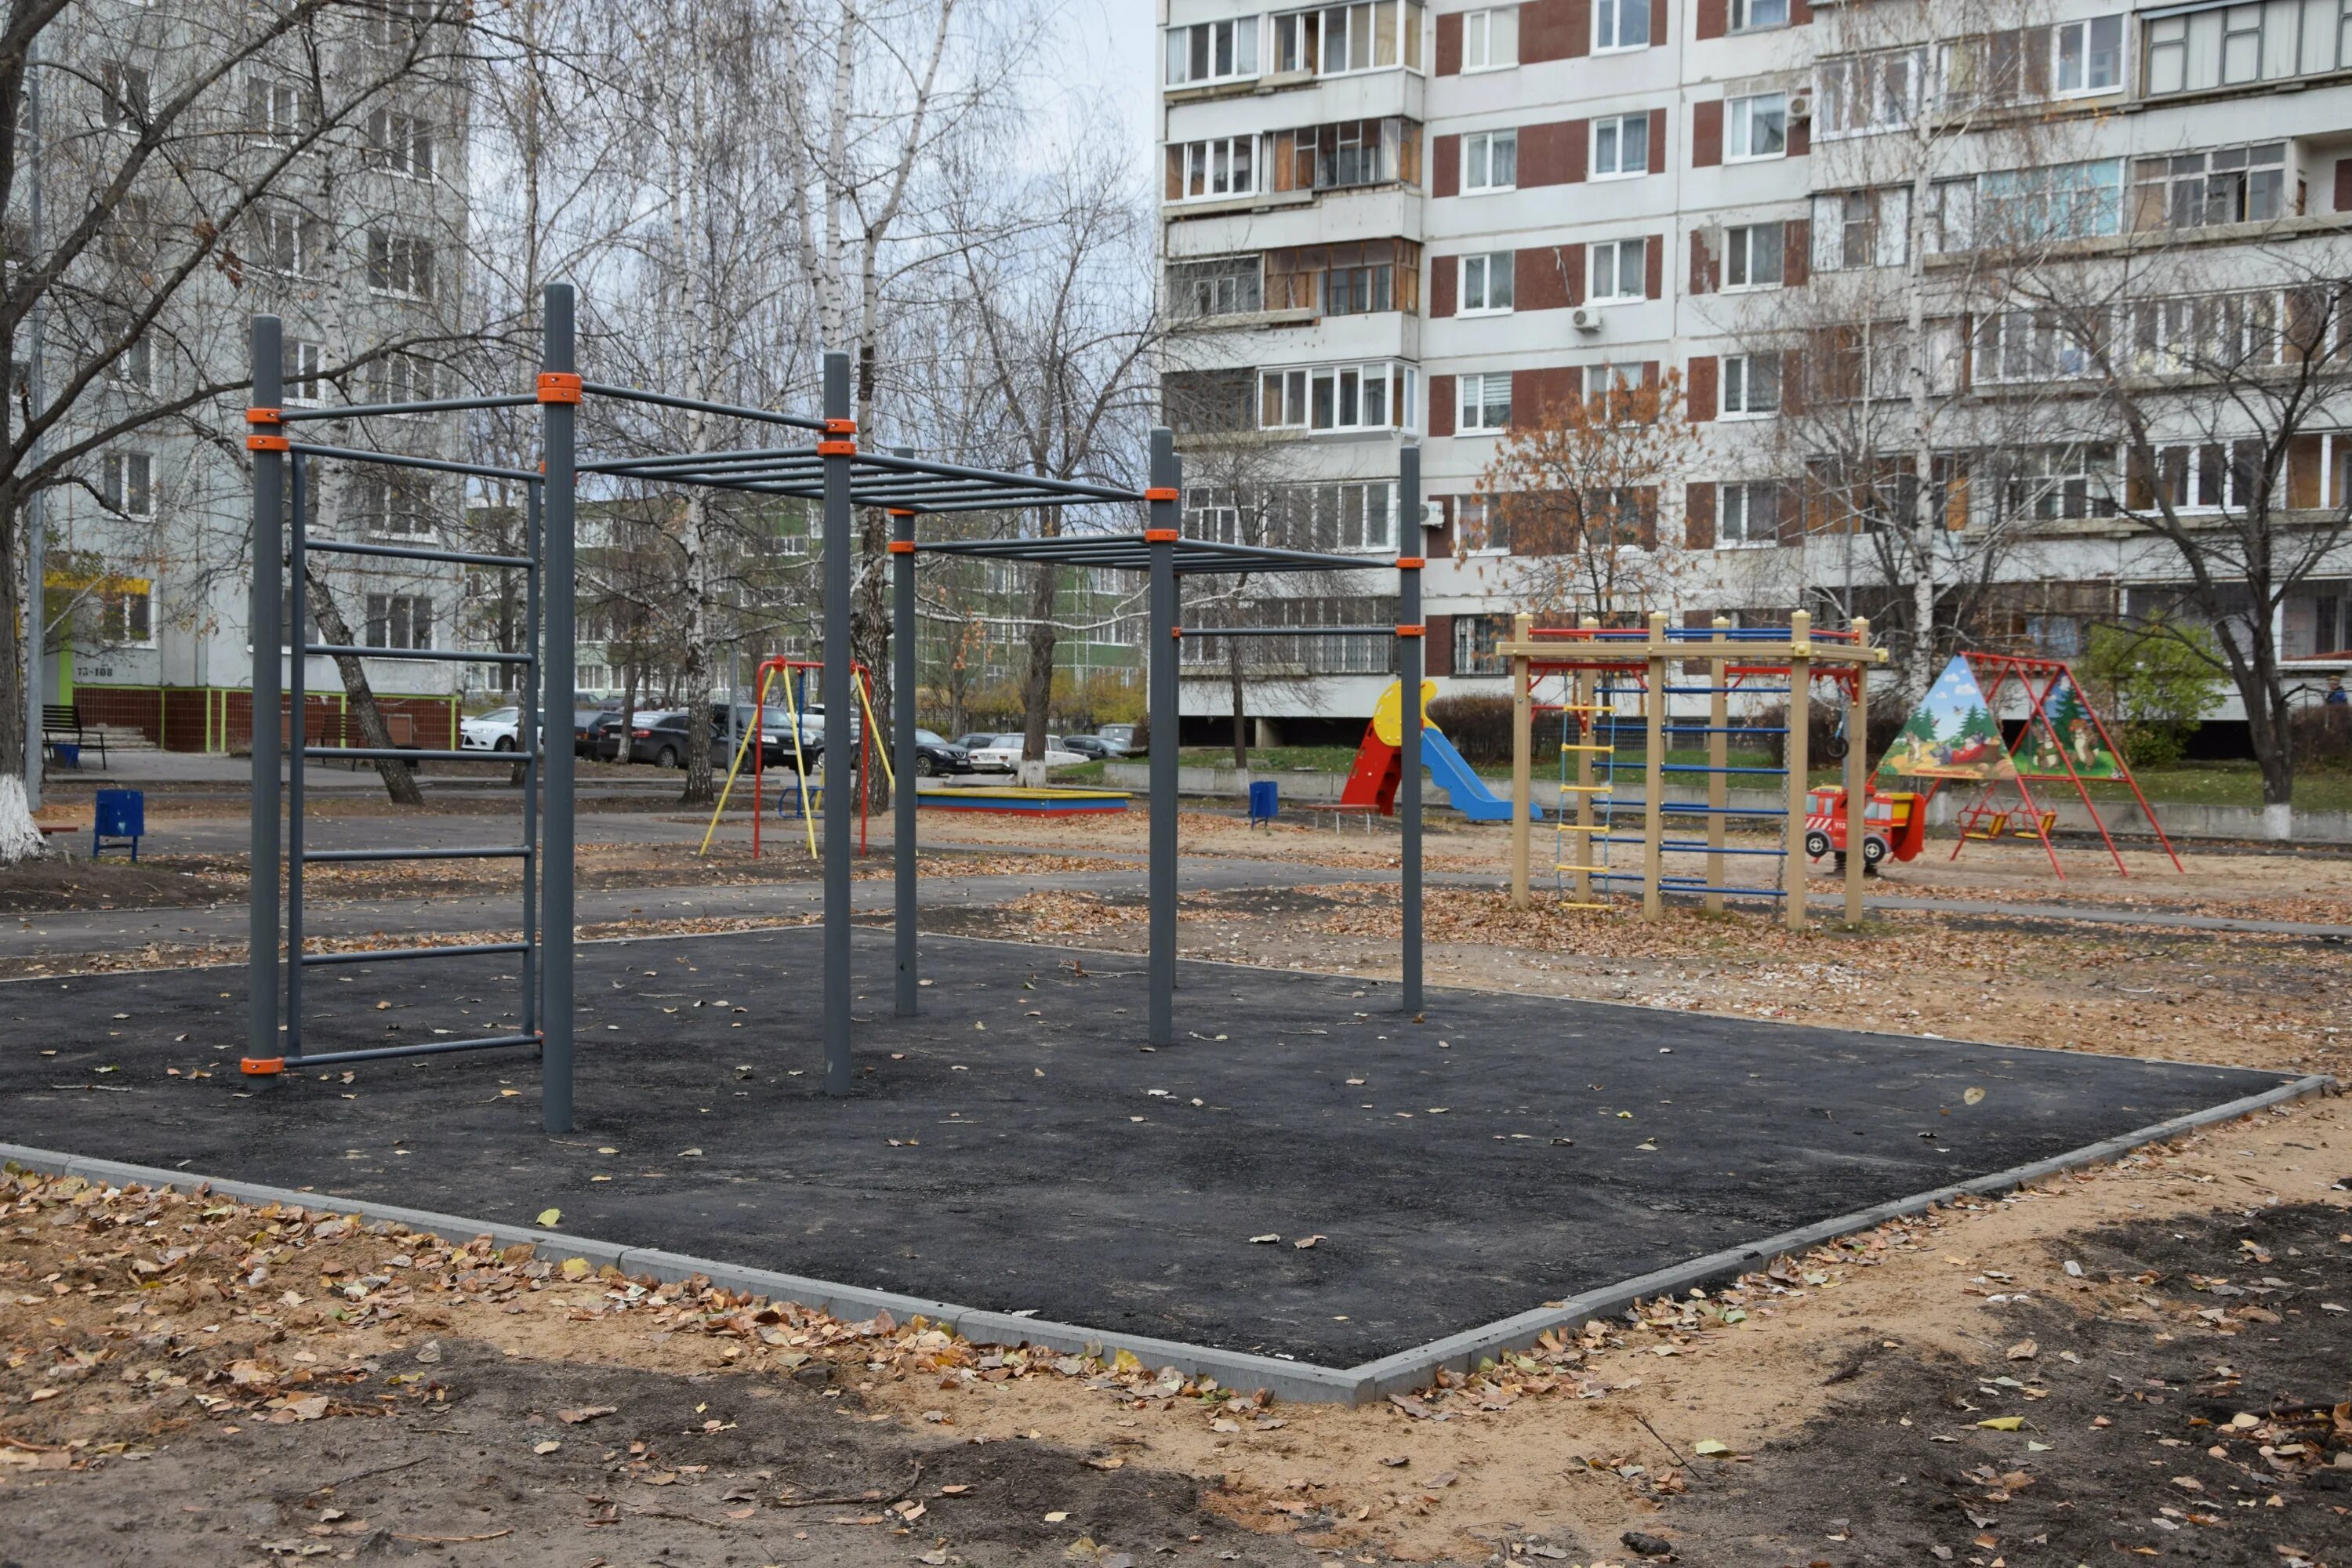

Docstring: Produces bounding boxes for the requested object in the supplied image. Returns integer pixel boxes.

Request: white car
[967,734,1086,772]
[461,706,525,752]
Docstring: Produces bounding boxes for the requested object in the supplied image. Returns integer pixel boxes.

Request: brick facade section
[1645,234,1664,299]
[1650,0,1669,47]
[1432,133,1461,197]
[1425,614,1456,676]
[1784,218,1810,287]
[2336,157,2352,212]
[1696,0,1726,38]
[1520,118,1588,187]
[1428,375,1457,437]
[1517,243,1584,309]
[1431,254,1457,317]
[1647,107,1668,173]
[1435,9,1462,74]
[1687,354,1718,419]
[1692,100,1722,167]
[1515,365,1582,425]
[1685,481,1716,548]
[1523,0,1591,61]
[1690,230,1719,295]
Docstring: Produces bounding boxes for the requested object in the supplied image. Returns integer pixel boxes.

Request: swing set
[695,656,893,860]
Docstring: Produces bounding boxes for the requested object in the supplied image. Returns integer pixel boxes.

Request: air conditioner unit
[1787,90,1814,120]
[1421,500,1446,532]
[1570,307,1602,332]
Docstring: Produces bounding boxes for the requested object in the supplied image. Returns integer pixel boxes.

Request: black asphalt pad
[0,928,2294,1365]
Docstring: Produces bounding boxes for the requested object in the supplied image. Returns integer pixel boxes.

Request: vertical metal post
[247,316,284,1069]
[539,285,579,1132]
[1396,446,1423,1017]
[1508,612,1532,908]
[1844,617,1870,927]
[891,465,919,1017]
[1784,608,1813,931]
[1642,611,1667,922]
[1145,430,1179,1049]
[286,457,307,1059]
[821,352,855,1094]
[1577,614,1599,901]
[521,483,543,1036]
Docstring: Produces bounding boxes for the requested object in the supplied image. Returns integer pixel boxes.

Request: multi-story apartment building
[31,5,470,754]
[1157,0,2352,742]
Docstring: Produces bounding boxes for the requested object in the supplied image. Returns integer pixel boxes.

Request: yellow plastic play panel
[1370,679,1439,747]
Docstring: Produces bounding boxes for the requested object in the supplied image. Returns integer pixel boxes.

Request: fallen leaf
[2006,1340,2038,1361]
[535,1207,562,1227]
[1044,1510,1070,1523]
[558,1406,618,1425]
[1249,1234,1280,1244]
[1691,1439,1730,1456]
[1977,1417,2025,1432]
[532,1440,561,1455]
[1293,1235,1325,1250]
[1963,1087,1987,1105]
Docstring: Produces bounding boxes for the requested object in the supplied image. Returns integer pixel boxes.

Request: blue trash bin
[1247,779,1279,826]
[94,789,145,862]
[53,742,80,768]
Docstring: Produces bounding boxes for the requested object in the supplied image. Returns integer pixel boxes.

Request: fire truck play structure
[1502,611,1888,928]
[1873,652,2181,878]
[1802,784,1927,870]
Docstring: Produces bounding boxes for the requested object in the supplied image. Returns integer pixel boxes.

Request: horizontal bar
[281,394,539,422]
[286,441,543,484]
[1655,804,1790,817]
[306,644,530,665]
[303,538,535,569]
[302,747,536,762]
[1185,626,1396,637]
[299,941,530,968]
[302,846,529,863]
[581,383,829,432]
[854,448,1142,506]
[1588,838,1787,855]
[1588,874,1788,897]
[285,1033,542,1068]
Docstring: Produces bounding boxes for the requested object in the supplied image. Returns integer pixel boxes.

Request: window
[2144,1,2349,96]
[365,594,436,651]
[367,230,436,298]
[1730,0,1787,31]
[259,209,328,278]
[1458,372,1511,433]
[1259,362,1417,432]
[1592,114,1649,178]
[1463,7,1519,69]
[2129,144,2288,230]
[1811,187,1909,270]
[1726,93,1787,161]
[2053,15,2122,95]
[1719,481,1779,545]
[284,340,327,404]
[366,107,435,180]
[1269,118,1421,192]
[1273,2,1425,75]
[366,350,437,405]
[1463,129,1517,191]
[1721,353,1781,416]
[2002,445,2117,521]
[2122,289,2292,377]
[101,452,154,518]
[1166,136,1259,201]
[1454,613,1512,674]
[1975,309,2092,383]
[100,61,149,128]
[100,313,152,390]
[98,583,151,646]
[1170,256,1265,319]
[365,0,435,48]
[1588,238,1645,303]
[1167,16,1260,85]
[1595,0,1649,52]
[1724,222,1784,289]
[1271,482,1398,550]
[247,76,310,143]
[1461,252,1514,314]
[1977,158,2123,244]
[1185,486,1246,544]
[1584,361,1644,404]
[1265,240,1421,313]
[354,472,437,536]
[1817,49,1920,136]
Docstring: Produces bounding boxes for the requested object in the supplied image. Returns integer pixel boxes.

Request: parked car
[1059,734,1113,762]
[953,732,998,754]
[461,706,524,752]
[968,734,1086,772]
[612,710,726,769]
[1097,723,1138,755]
[911,729,974,777]
[590,710,631,761]
[571,706,612,757]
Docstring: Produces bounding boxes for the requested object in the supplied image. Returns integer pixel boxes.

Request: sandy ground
[4,802,2347,1563]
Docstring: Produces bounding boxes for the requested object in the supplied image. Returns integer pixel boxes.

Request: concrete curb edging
[2,1070,2332,1406]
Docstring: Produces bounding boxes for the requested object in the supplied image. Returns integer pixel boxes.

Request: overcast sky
[1045,0,1157,176]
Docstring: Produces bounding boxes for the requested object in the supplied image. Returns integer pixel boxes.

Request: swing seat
[2013,810,2056,839]
[1961,811,2010,840]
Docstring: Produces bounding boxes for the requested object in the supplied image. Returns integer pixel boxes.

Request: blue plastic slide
[1421,729,1544,822]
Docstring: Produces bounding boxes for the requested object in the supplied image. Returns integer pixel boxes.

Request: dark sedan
[572,706,613,757]
[600,710,725,768]
[1059,734,1113,761]
[910,729,973,777]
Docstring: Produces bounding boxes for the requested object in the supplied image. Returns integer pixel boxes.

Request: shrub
[2081,620,2227,770]
[1427,695,1515,767]
[1746,697,1909,770]
[2292,702,2352,768]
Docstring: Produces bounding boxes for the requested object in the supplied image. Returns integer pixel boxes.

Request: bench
[39,702,107,769]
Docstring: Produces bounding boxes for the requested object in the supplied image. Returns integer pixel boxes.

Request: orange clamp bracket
[239,1057,285,1076]
[886,509,917,520]
[246,406,289,451]
[247,434,289,452]
[1143,528,1181,543]
[1396,624,1426,637]
[1143,486,1180,503]
[247,406,282,426]
[1171,626,1184,639]
[1396,556,1426,569]
[537,372,583,404]
[824,417,856,436]
[817,440,857,456]
[886,539,917,554]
